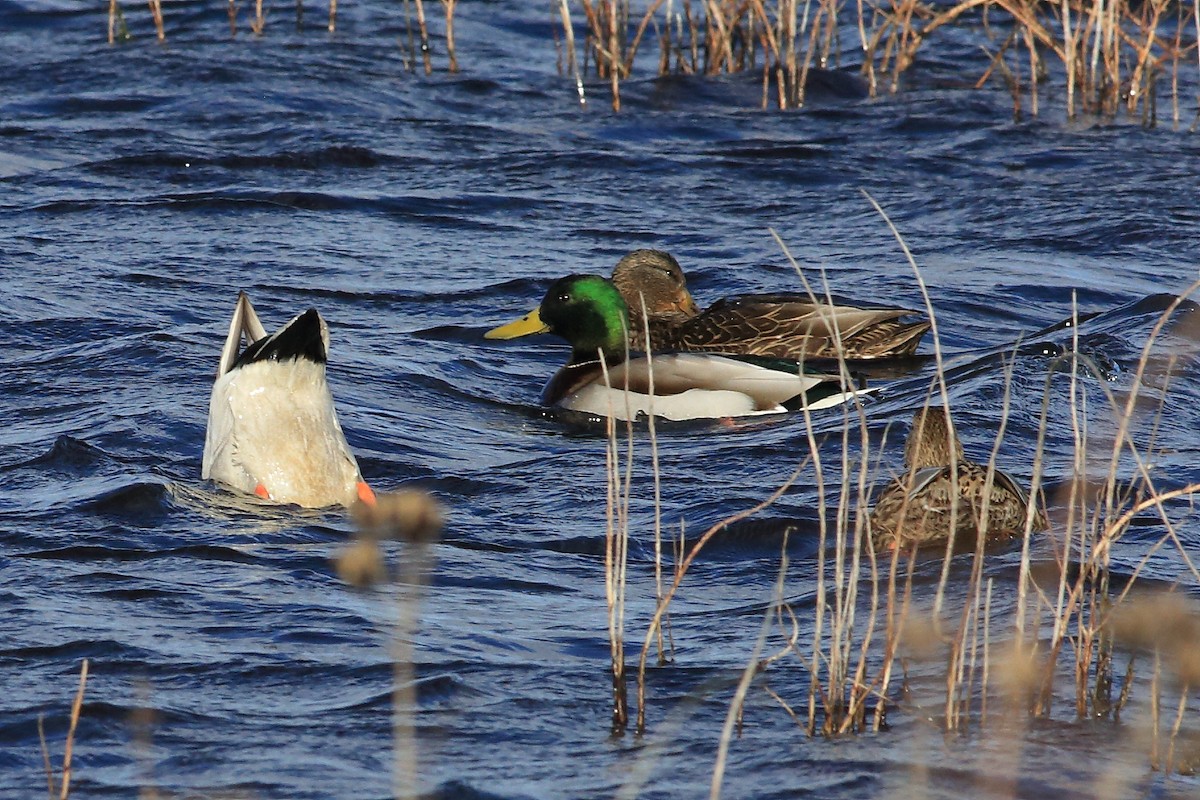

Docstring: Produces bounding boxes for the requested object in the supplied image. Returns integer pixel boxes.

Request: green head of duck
[487,274,630,363]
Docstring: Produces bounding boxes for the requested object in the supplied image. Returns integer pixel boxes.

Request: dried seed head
[354,489,443,544]
[994,641,1041,698]
[1112,593,1200,685]
[336,539,387,588]
[898,614,942,661]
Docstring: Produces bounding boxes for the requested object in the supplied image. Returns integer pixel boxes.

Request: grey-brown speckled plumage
[611,249,930,360]
[869,407,1048,551]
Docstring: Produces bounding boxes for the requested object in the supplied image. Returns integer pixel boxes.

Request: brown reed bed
[597,210,1200,787]
[102,1,1196,123]
[561,0,1199,122]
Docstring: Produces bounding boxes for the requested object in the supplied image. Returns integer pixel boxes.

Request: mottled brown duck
[869,406,1048,551]
[610,249,930,360]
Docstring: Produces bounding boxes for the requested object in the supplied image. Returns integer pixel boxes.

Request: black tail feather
[234,308,327,368]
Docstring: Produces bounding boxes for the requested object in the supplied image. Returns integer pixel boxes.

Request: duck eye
[557,292,571,304]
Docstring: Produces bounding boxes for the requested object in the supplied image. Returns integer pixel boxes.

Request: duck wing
[669,294,929,359]
[964,464,1049,534]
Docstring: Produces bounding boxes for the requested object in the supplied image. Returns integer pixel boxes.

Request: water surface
[3,2,1200,798]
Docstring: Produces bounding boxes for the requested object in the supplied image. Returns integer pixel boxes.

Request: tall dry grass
[596,211,1200,790]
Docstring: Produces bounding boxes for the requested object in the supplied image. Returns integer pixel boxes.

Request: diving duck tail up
[201,292,375,508]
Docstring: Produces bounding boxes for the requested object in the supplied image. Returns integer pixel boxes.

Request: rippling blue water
[3,2,1200,798]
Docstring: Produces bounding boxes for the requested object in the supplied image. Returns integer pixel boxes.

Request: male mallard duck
[610,249,930,360]
[869,406,1047,551]
[484,274,871,422]
[202,292,376,508]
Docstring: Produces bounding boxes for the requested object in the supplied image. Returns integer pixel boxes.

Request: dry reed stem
[414,0,433,74]
[59,659,89,800]
[686,0,700,71]
[391,548,429,800]
[1025,279,1200,717]
[441,0,459,72]
[796,0,827,107]
[709,529,792,800]
[329,0,337,33]
[597,344,634,733]
[1165,687,1190,773]
[345,491,444,799]
[857,190,966,641]
[1194,0,1200,114]
[873,484,917,732]
[609,0,623,110]
[1102,279,1200,522]
[251,0,264,36]
[558,1,587,104]
[130,682,162,800]
[762,600,804,673]
[1028,398,1123,706]
[1151,651,1164,767]
[769,246,844,724]
[148,0,164,41]
[981,577,994,721]
[631,296,670,668]
[843,409,883,733]
[1063,0,1078,115]
[1026,328,1081,713]
[1126,0,1166,113]
[624,0,670,75]
[944,349,1024,727]
[38,715,53,798]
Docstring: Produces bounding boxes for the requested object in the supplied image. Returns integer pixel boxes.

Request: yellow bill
[484,309,550,339]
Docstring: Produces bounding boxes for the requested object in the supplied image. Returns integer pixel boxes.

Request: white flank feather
[558,353,870,422]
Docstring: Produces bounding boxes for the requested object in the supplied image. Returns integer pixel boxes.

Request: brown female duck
[610,249,930,360]
[869,406,1048,551]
